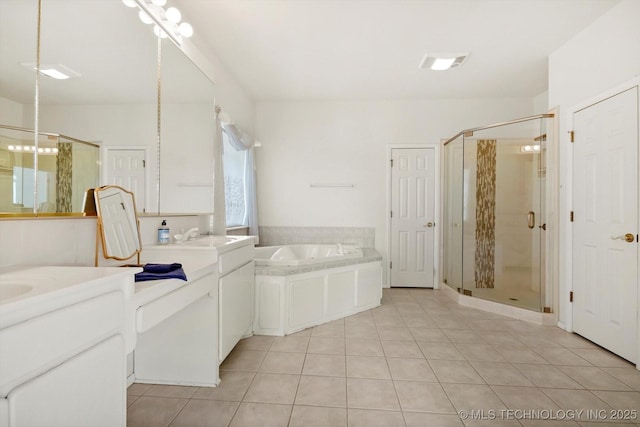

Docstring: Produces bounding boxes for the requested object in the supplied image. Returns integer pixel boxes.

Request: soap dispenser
[158,219,170,245]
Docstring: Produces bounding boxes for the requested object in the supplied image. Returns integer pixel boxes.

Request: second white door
[390,148,436,287]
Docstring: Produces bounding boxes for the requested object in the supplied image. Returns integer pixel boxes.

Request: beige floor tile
[377,326,414,341]
[312,321,345,338]
[442,383,507,412]
[403,412,464,427]
[192,371,255,401]
[381,340,424,358]
[541,389,613,418]
[345,323,380,339]
[429,359,485,384]
[433,316,471,329]
[372,313,406,328]
[259,351,305,374]
[601,367,640,391]
[491,385,561,410]
[418,341,466,360]
[169,400,239,427]
[243,373,300,404]
[475,331,523,346]
[400,313,438,328]
[493,345,550,364]
[590,390,640,412]
[269,335,310,353]
[144,384,198,399]
[533,347,592,366]
[410,327,450,342]
[295,375,347,408]
[456,343,506,362]
[346,378,400,410]
[128,383,152,396]
[395,380,456,413]
[558,366,632,391]
[470,361,533,386]
[387,357,438,382]
[569,348,634,368]
[236,335,275,351]
[513,364,584,389]
[345,338,384,356]
[308,336,346,355]
[303,353,346,377]
[127,395,139,408]
[347,409,406,427]
[127,396,188,427]
[443,329,486,343]
[346,356,391,379]
[289,405,347,427]
[229,402,292,427]
[220,350,266,372]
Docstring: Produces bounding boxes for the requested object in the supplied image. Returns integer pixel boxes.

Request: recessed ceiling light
[419,53,469,71]
[20,62,81,80]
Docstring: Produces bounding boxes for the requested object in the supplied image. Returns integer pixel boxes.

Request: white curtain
[221,121,259,239]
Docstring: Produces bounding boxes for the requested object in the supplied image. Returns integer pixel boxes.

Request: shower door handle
[527,211,535,229]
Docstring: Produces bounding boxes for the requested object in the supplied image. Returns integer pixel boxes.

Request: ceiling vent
[419,53,469,71]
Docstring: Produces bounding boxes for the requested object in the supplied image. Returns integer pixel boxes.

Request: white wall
[0,97,26,127]
[549,0,640,328]
[254,97,538,282]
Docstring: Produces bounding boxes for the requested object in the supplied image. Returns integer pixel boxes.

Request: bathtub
[254,244,363,267]
[254,245,382,336]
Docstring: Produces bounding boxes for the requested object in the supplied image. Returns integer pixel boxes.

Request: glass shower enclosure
[442,114,553,312]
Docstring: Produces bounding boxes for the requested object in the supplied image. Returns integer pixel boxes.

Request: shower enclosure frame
[441,112,557,315]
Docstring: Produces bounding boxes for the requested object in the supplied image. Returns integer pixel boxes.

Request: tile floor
[127,288,640,426]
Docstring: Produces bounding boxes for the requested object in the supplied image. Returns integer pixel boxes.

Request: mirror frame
[93,185,142,266]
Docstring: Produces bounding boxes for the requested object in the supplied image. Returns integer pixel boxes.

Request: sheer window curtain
[220,120,259,239]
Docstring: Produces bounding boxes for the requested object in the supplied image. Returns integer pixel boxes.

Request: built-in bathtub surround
[254,246,382,336]
[258,226,375,248]
[475,139,496,288]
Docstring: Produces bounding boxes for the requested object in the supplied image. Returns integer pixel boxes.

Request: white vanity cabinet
[218,242,255,362]
[0,266,137,427]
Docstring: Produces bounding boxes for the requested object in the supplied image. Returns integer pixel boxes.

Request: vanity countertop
[0,265,140,329]
[132,235,255,307]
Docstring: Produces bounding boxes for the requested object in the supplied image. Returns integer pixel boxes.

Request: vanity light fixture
[7,145,58,155]
[419,52,469,71]
[126,0,193,43]
[520,144,541,153]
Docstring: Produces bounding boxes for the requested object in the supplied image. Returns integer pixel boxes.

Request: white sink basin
[0,284,33,301]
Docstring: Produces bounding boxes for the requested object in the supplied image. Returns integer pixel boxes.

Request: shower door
[461,125,545,311]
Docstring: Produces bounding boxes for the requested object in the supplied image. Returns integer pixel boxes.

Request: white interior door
[390,148,436,287]
[572,86,639,363]
[105,149,146,212]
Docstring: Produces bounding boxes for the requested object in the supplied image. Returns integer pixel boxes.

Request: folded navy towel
[135,263,188,282]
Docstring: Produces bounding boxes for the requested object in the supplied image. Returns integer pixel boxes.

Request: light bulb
[524,145,532,152]
[122,0,137,7]
[7,145,14,150]
[165,7,181,23]
[178,22,193,38]
[53,148,59,153]
[153,25,169,38]
[37,148,44,153]
[533,144,540,151]
[44,148,52,153]
[15,146,23,151]
[151,0,167,5]
[139,9,154,24]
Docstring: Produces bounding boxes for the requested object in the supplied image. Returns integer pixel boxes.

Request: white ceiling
[175,0,620,101]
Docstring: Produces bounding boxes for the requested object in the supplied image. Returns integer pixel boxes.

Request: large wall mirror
[0,0,216,217]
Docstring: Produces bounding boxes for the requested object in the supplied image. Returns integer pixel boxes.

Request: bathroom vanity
[131,235,255,386]
[0,266,139,427]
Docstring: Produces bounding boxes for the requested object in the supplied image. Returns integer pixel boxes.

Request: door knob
[611,233,635,243]
[424,222,434,228]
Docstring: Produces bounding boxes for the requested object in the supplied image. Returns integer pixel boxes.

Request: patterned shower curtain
[475,139,496,288]
[55,142,73,213]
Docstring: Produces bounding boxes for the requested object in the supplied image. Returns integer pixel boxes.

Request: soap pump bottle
[158,219,170,245]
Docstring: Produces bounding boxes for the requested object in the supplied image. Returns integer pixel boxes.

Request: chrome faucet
[174,227,200,243]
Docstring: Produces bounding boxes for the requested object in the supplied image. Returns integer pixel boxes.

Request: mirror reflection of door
[105,148,146,213]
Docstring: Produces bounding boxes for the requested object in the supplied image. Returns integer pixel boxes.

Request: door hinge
[390,159,394,168]
[142,160,146,167]
[569,291,573,303]
[569,130,574,143]
[444,278,448,284]
[570,211,574,222]
[390,261,392,269]
[390,210,393,218]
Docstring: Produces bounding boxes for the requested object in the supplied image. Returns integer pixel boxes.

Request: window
[222,130,248,227]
